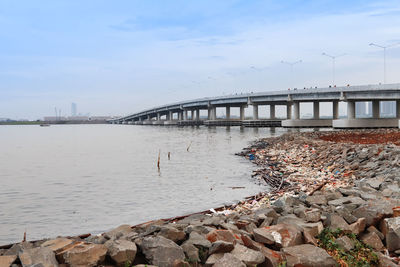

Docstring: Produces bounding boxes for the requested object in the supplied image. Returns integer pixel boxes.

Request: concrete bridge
[110,83,400,128]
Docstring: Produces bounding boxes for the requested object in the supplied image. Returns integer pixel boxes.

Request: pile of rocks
[1,129,400,266]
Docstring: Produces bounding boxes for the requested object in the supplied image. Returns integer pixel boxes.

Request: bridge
[110,83,400,128]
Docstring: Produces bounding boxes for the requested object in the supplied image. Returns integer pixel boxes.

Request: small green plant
[277,261,287,267]
[317,228,379,267]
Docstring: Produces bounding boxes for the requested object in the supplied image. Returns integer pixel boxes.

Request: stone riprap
[1,129,400,266]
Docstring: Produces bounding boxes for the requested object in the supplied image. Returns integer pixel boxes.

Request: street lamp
[322,52,346,86]
[281,60,302,89]
[369,42,400,84]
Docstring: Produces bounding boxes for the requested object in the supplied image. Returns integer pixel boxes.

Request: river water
[0,125,304,245]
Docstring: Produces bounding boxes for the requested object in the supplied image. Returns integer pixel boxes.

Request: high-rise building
[71,103,77,117]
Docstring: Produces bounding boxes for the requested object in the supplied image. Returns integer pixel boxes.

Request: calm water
[0,125,302,245]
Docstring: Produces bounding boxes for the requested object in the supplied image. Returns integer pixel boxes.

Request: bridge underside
[111,84,400,129]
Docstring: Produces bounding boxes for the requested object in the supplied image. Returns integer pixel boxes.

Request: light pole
[281,60,302,89]
[322,52,346,86]
[369,42,400,84]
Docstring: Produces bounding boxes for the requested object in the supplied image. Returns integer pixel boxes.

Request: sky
[1,0,400,120]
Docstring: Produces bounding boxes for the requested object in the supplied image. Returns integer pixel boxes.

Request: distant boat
[40,124,50,127]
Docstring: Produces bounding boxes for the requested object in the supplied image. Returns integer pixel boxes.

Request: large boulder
[139,236,185,267]
[206,229,238,244]
[209,241,234,254]
[360,232,384,251]
[282,244,337,267]
[0,255,17,267]
[352,200,394,226]
[104,224,132,240]
[158,226,186,243]
[381,217,400,252]
[253,224,303,248]
[185,231,211,248]
[230,244,265,266]
[260,246,284,267]
[41,238,74,253]
[213,253,246,267]
[105,239,137,266]
[62,243,107,267]
[325,214,351,233]
[19,247,59,267]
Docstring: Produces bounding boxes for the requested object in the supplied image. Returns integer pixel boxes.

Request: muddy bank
[1,129,400,266]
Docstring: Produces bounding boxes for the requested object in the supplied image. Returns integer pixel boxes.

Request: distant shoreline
[0,121,109,125]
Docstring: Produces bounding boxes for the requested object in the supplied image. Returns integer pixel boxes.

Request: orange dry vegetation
[319,131,400,145]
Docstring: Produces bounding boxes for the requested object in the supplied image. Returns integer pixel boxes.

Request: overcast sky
[1,0,400,119]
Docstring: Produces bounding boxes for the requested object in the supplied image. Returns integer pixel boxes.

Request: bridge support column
[253,105,258,120]
[169,111,173,120]
[397,100,400,118]
[372,100,380,119]
[183,110,188,120]
[333,101,339,119]
[240,106,245,120]
[147,115,151,120]
[294,102,300,120]
[178,112,183,121]
[313,101,320,119]
[226,106,230,120]
[286,103,292,119]
[270,104,276,119]
[347,101,355,119]
[196,109,200,121]
[157,113,160,120]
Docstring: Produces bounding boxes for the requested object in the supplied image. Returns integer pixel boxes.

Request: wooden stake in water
[157,150,161,170]
[187,141,192,152]
[168,152,171,160]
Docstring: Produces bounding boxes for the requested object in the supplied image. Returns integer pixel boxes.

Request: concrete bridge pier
[270,104,276,119]
[196,109,200,121]
[253,105,258,120]
[286,103,292,119]
[226,106,230,119]
[282,101,332,127]
[333,100,398,128]
[240,105,245,120]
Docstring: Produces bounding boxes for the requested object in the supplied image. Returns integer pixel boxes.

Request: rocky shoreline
[1,129,400,267]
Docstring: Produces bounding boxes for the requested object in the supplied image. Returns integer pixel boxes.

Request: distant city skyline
[1,0,400,120]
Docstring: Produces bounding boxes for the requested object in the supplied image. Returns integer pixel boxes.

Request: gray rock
[367,226,384,240]
[181,242,199,263]
[253,224,302,248]
[185,231,211,248]
[325,214,351,232]
[328,196,365,207]
[204,253,224,266]
[19,247,58,267]
[305,195,327,206]
[62,243,107,267]
[298,208,321,222]
[352,200,395,226]
[139,236,185,267]
[158,226,186,243]
[0,255,17,267]
[230,244,265,266]
[282,244,337,267]
[105,239,137,266]
[349,218,366,235]
[104,224,132,240]
[85,234,108,244]
[361,232,384,251]
[336,236,354,252]
[209,241,234,255]
[4,242,33,256]
[184,225,215,235]
[213,253,246,267]
[381,217,400,252]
